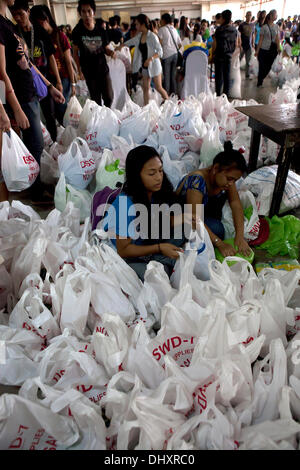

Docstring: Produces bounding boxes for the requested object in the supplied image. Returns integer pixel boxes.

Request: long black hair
[30,5,59,33]
[123,146,178,207]
[136,14,153,32]
[213,141,247,173]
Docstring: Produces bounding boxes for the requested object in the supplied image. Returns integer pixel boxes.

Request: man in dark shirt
[239,11,255,79]
[10,0,62,142]
[108,16,124,44]
[72,0,115,107]
[212,9,237,96]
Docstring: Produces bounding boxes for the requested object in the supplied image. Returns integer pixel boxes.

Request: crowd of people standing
[0,0,299,205]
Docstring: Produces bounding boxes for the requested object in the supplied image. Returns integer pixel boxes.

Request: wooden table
[236,103,300,217]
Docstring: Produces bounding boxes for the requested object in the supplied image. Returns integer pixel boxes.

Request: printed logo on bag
[23,155,35,164]
[149,335,195,369]
[8,425,58,450]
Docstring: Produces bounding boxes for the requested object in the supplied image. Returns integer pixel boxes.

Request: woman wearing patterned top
[176,141,252,259]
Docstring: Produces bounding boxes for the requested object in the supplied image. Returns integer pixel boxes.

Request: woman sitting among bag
[176,141,251,259]
[104,145,185,282]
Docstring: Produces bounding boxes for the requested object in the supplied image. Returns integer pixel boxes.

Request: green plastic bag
[215,238,254,266]
[258,215,300,259]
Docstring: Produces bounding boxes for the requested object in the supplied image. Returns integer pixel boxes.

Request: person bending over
[176,141,251,259]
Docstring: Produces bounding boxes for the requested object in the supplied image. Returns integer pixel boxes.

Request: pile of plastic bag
[0,199,300,450]
[270,56,300,88]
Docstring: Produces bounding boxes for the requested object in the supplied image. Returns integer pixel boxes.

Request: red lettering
[171,336,182,349]
[158,339,171,355]
[9,437,22,449]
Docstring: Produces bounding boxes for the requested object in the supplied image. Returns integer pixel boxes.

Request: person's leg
[152,74,169,101]
[21,98,45,200]
[205,216,225,240]
[125,261,148,282]
[142,75,151,105]
[257,49,270,86]
[101,72,114,108]
[161,55,172,95]
[39,94,57,142]
[240,48,245,62]
[214,59,223,96]
[55,77,71,125]
[0,130,9,202]
[85,76,102,105]
[222,57,232,96]
[245,47,252,78]
[170,53,178,95]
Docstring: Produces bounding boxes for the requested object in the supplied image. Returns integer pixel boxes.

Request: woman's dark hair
[213,141,247,173]
[258,10,266,26]
[221,10,232,25]
[174,19,179,28]
[77,0,96,14]
[136,14,152,31]
[215,13,221,20]
[151,19,158,31]
[265,9,276,24]
[193,22,201,40]
[161,13,172,25]
[30,5,58,32]
[10,0,29,12]
[179,15,187,31]
[123,146,177,207]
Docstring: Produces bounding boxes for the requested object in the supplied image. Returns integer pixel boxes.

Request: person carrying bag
[255,9,281,87]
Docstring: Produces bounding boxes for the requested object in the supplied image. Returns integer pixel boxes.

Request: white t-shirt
[158,25,181,59]
[194,33,203,43]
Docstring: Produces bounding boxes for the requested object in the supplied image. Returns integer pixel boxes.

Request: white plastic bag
[40,150,59,185]
[58,138,96,190]
[243,165,300,215]
[229,54,242,99]
[119,108,150,144]
[0,394,79,450]
[200,124,223,167]
[40,121,53,148]
[78,99,98,136]
[95,149,125,191]
[63,96,82,129]
[222,188,260,241]
[1,130,39,192]
[54,173,92,223]
[85,106,120,151]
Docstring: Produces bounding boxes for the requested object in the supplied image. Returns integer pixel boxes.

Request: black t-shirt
[238,21,255,50]
[108,28,123,44]
[16,24,55,77]
[215,24,237,58]
[72,19,109,76]
[139,42,148,69]
[0,15,36,104]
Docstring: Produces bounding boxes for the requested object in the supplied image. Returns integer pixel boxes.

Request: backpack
[91,184,123,231]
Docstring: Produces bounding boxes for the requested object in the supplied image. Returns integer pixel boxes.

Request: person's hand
[254,51,258,57]
[234,236,252,256]
[0,106,11,132]
[79,72,85,81]
[217,241,237,258]
[160,243,184,259]
[143,57,152,68]
[49,86,65,104]
[111,51,117,59]
[56,82,63,93]
[14,108,30,129]
[71,84,76,96]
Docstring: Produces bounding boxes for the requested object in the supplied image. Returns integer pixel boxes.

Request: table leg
[269,146,293,218]
[248,130,261,174]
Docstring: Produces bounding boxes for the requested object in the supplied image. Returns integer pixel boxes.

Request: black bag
[167,26,183,67]
[268,24,278,56]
